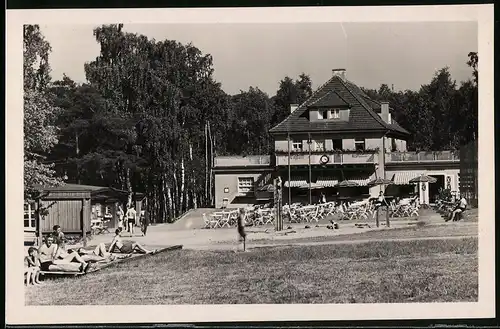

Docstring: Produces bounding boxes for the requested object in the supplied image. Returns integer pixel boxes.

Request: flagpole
[308,133,312,205]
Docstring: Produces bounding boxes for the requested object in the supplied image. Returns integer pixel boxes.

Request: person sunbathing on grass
[69,243,120,262]
[38,236,90,273]
[108,229,157,255]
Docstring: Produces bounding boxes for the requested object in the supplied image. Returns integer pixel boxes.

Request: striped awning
[348,178,370,186]
[390,172,424,185]
[343,173,376,186]
[317,177,339,187]
[284,178,308,188]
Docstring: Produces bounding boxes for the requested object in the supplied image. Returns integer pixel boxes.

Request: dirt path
[181,233,477,251]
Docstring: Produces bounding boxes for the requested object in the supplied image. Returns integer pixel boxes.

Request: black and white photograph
[6,4,494,325]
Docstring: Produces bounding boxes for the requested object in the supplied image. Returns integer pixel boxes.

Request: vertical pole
[288,133,291,206]
[36,199,42,246]
[308,134,312,205]
[385,203,390,228]
[376,207,380,228]
[82,198,89,247]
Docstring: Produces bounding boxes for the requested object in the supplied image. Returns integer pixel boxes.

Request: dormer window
[317,109,341,120]
[318,109,328,120]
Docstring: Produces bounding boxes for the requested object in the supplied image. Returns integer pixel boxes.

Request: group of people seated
[24,224,157,286]
[445,194,468,222]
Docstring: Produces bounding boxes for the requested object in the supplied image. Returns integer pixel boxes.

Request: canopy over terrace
[32,184,146,245]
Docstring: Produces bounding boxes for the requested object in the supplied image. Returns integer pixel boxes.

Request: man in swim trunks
[108,229,156,254]
[38,236,89,272]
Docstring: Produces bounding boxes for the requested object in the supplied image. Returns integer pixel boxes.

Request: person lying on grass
[68,243,126,262]
[108,229,157,255]
[38,236,90,273]
[24,247,41,285]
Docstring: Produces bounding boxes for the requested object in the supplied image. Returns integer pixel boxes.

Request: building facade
[214,70,460,208]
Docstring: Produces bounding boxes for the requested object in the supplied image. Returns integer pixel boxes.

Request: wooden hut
[34,184,145,246]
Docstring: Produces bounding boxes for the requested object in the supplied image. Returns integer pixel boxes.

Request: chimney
[332,68,346,81]
[290,104,299,113]
[381,101,390,123]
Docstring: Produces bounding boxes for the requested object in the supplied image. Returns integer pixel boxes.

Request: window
[318,109,341,120]
[315,140,326,151]
[317,109,328,120]
[24,203,36,229]
[331,139,343,150]
[238,177,255,194]
[391,138,397,152]
[292,140,303,151]
[354,138,365,151]
[329,109,340,119]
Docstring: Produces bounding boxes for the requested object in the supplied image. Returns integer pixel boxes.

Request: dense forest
[24,24,478,222]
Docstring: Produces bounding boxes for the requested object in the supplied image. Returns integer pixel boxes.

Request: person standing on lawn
[140,210,149,236]
[372,191,389,219]
[117,205,125,231]
[237,208,247,252]
[51,225,67,252]
[125,204,137,234]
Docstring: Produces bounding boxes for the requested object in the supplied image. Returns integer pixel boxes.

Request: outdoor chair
[101,219,111,234]
[228,210,239,226]
[218,211,232,228]
[306,206,320,223]
[263,209,275,225]
[203,213,219,229]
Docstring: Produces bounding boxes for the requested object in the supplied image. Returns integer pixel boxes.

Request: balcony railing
[275,151,378,166]
[386,151,459,163]
[214,155,271,167]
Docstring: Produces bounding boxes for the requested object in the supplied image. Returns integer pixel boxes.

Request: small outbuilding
[31,184,145,246]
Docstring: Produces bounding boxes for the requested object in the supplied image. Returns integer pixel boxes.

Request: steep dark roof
[308,90,349,108]
[359,95,410,135]
[269,75,410,137]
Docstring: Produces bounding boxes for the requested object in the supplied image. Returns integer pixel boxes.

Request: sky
[40,22,477,96]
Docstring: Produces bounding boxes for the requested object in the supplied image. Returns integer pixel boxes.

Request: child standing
[237,208,247,252]
[24,247,41,285]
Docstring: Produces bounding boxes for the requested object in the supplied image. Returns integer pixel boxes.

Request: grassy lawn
[247,222,478,246]
[26,237,477,305]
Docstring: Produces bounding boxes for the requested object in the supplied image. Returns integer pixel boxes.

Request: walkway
[77,207,474,251]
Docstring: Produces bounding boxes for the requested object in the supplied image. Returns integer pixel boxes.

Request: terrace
[214,150,459,168]
[213,155,271,168]
[385,151,459,163]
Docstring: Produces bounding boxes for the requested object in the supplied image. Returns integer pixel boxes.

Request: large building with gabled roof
[213,69,460,209]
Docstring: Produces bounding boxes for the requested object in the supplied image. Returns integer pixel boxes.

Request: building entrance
[429,174,445,203]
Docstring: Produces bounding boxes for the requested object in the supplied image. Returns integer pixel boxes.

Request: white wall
[343,139,355,150]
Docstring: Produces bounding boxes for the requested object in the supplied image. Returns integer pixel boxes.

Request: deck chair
[203,213,218,229]
[218,212,231,228]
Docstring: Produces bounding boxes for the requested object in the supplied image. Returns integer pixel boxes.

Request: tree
[467,52,478,85]
[227,87,274,155]
[23,25,52,92]
[74,24,230,220]
[271,73,312,126]
[23,25,63,199]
